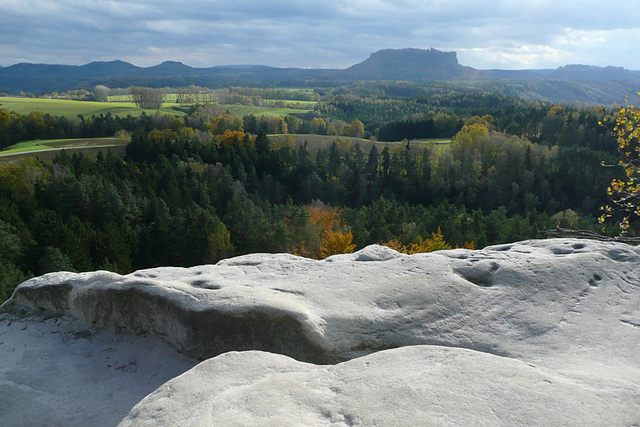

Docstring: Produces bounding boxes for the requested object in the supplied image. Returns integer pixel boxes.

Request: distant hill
[0,61,329,92]
[326,48,485,81]
[480,64,640,104]
[136,61,200,77]
[1,49,640,105]
[1,60,140,80]
[485,64,640,82]
[77,60,141,77]
[0,60,144,93]
[483,69,555,79]
[548,64,640,82]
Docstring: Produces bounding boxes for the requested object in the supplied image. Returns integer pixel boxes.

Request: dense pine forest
[0,83,630,300]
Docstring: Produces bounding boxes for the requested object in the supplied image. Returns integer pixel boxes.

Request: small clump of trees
[130,86,165,109]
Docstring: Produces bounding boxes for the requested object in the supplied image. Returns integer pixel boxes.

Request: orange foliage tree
[293,201,356,259]
[217,130,247,147]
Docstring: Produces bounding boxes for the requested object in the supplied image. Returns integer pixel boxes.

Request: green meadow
[0,137,127,165]
[0,96,312,119]
[222,105,313,117]
[0,97,185,118]
[0,137,126,166]
[0,137,122,155]
[108,94,179,103]
[267,135,450,152]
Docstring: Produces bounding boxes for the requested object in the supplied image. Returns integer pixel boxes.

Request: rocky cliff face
[2,239,639,426]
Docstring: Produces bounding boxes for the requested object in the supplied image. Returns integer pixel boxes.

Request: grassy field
[0,134,450,165]
[268,134,451,152]
[108,94,179,103]
[222,105,314,117]
[0,145,127,165]
[0,137,126,164]
[0,137,121,154]
[0,96,312,119]
[0,97,185,118]
[411,138,452,145]
[264,100,317,107]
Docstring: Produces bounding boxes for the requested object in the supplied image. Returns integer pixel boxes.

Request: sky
[2,0,639,70]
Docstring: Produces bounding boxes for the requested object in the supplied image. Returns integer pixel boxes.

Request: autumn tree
[209,114,243,135]
[294,201,356,258]
[345,119,365,138]
[600,95,640,233]
[310,117,327,135]
[381,227,453,254]
[218,130,247,147]
[319,230,356,258]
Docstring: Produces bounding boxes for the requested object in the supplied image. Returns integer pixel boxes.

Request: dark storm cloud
[1,0,638,69]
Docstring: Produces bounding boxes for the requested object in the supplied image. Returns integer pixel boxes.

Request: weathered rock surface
[0,314,196,427]
[4,239,640,368]
[119,346,640,426]
[2,238,640,425]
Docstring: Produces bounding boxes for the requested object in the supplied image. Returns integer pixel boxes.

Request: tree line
[0,87,631,302]
[0,114,622,301]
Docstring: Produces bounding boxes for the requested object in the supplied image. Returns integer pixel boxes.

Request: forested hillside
[0,85,629,301]
[2,49,639,105]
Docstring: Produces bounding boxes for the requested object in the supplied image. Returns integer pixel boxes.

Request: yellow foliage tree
[309,117,327,135]
[345,119,365,138]
[401,227,452,254]
[600,94,640,233]
[380,227,474,254]
[319,230,356,258]
[453,123,489,147]
[209,114,243,135]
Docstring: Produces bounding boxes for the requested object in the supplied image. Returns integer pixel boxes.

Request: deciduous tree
[130,86,165,109]
[600,95,640,233]
[345,119,365,138]
[310,117,327,135]
[93,85,110,102]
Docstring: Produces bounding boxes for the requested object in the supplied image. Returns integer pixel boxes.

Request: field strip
[0,144,122,157]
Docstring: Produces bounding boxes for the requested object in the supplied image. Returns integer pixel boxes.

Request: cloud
[1,0,638,69]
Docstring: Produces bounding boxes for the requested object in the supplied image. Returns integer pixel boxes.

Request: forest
[0,82,633,301]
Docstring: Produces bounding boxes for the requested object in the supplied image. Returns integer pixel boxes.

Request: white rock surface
[4,239,640,368]
[2,238,640,425]
[119,346,640,426]
[0,313,196,427]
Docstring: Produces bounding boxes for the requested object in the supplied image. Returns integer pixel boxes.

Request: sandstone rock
[0,313,196,427]
[4,239,639,371]
[119,346,640,426]
[2,238,640,425]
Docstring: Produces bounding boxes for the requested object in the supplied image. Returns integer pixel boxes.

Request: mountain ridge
[1,48,640,104]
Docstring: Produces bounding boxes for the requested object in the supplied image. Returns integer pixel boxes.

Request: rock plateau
[1,238,639,425]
